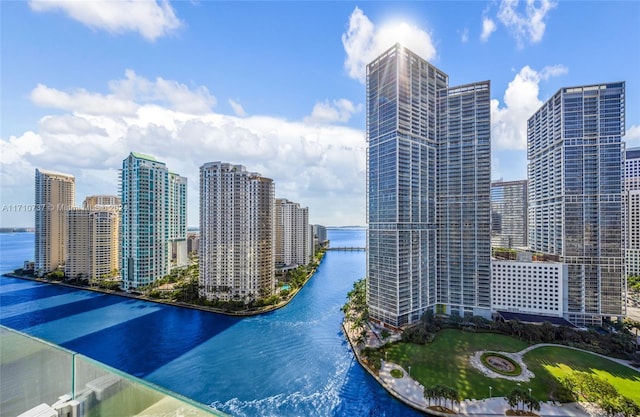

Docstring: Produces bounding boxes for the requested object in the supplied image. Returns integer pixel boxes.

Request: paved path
[377,361,595,416]
[342,318,617,416]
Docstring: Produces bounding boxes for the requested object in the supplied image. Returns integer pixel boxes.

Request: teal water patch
[21,300,162,345]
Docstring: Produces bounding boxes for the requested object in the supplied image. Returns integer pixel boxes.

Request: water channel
[0,229,423,417]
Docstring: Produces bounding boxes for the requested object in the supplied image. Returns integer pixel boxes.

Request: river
[0,228,422,417]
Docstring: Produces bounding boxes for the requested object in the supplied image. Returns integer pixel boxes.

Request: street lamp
[385,351,388,361]
[489,386,492,398]
[408,366,411,377]
[529,388,532,396]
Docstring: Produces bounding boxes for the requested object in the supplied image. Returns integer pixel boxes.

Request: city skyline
[2,1,639,228]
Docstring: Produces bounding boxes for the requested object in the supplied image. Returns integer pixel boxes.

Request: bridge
[326,247,367,251]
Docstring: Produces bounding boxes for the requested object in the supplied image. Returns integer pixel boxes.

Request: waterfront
[0,228,425,417]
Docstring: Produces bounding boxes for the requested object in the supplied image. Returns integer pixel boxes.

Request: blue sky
[1,0,639,227]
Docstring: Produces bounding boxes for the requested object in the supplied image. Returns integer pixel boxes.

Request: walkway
[377,360,595,417]
[342,318,610,417]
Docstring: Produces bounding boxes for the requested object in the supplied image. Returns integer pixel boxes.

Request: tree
[619,396,640,417]
[506,388,528,413]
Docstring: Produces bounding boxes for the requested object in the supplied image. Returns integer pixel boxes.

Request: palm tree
[423,386,434,406]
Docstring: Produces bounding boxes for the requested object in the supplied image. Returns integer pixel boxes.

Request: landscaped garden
[524,346,640,405]
[383,329,531,400]
[380,329,640,405]
[342,277,640,411]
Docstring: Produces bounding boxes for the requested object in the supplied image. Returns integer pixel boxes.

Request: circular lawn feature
[390,369,404,378]
[480,352,522,376]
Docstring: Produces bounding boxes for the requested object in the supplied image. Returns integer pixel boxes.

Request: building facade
[436,82,492,319]
[35,169,75,275]
[120,152,187,291]
[625,147,640,277]
[275,198,310,268]
[491,180,528,249]
[528,83,625,326]
[313,224,328,248]
[199,162,275,302]
[492,258,566,317]
[366,44,491,327]
[66,207,119,282]
[168,172,188,268]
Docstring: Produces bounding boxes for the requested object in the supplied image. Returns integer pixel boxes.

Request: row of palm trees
[505,387,540,414]
[423,384,459,411]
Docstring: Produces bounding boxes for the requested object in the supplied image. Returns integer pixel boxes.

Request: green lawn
[523,346,640,405]
[385,329,530,400]
[384,329,640,404]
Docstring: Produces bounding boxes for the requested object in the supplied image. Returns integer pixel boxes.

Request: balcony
[1,326,226,417]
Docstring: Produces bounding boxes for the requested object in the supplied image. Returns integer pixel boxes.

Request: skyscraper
[275,198,310,268]
[625,147,640,277]
[66,207,119,282]
[199,162,275,303]
[65,195,120,282]
[528,82,625,326]
[35,168,75,276]
[120,152,187,291]
[490,180,528,249]
[366,44,491,327]
[168,172,188,267]
[436,82,492,318]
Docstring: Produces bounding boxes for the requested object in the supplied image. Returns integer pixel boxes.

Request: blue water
[0,229,422,417]
[0,232,34,274]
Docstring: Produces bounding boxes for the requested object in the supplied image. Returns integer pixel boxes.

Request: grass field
[385,329,530,400]
[523,346,640,404]
[384,329,640,404]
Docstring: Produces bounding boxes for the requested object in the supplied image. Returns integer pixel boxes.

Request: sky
[1,0,639,228]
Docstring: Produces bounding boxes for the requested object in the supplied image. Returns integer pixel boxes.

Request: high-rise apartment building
[120,152,187,291]
[313,224,328,247]
[436,82,492,318]
[35,169,75,275]
[66,202,120,282]
[366,44,491,327]
[625,147,640,277]
[199,162,275,302]
[275,198,310,268]
[168,172,188,267]
[491,180,528,248]
[528,83,625,326]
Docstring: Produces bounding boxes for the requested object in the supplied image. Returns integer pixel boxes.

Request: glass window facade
[528,83,625,326]
[366,44,491,327]
[491,180,528,249]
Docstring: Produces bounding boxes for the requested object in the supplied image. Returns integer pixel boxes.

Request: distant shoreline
[2,253,325,318]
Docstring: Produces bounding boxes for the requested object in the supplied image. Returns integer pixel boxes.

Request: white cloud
[31,70,216,115]
[626,125,640,143]
[491,64,567,150]
[31,84,139,116]
[460,28,469,43]
[3,75,366,227]
[228,99,248,117]
[497,0,557,47]
[28,0,182,41]
[304,99,361,124]
[342,7,436,83]
[480,18,497,42]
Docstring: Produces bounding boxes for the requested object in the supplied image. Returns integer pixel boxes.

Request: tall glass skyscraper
[366,44,491,328]
[528,83,625,326]
[490,180,528,249]
[120,152,187,291]
[625,147,640,277]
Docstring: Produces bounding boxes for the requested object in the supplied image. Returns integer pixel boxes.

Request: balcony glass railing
[1,325,227,417]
